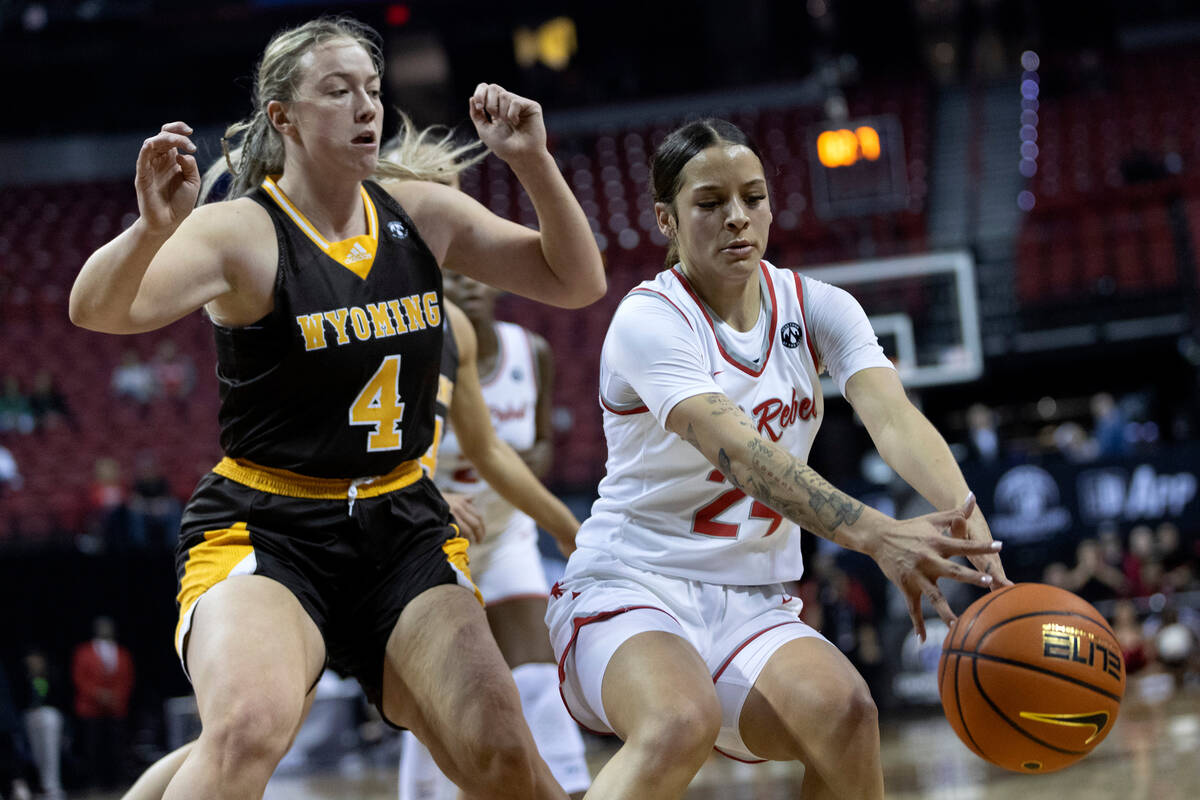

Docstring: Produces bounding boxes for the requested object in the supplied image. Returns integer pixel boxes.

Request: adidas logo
[344,242,372,264]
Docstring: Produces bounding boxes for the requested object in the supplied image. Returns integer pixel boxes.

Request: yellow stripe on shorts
[175,522,255,659]
[442,535,484,607]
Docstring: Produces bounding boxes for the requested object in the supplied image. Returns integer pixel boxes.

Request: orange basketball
[938,583,1125,773]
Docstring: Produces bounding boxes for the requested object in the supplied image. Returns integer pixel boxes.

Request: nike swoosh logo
[712,371,723,376]
[1018,710,1111,744]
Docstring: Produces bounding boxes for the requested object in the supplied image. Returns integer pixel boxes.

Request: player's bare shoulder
[381,179,463,263]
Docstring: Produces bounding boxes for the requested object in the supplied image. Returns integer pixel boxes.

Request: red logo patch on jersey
[752,388,817,442]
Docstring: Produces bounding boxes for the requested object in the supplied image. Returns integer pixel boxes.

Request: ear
[654,201,676,238]
[266,99,292,135]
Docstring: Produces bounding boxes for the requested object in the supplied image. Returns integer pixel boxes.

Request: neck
[679,262,761,331]
[276,160,365,240]
[473,315,501,369]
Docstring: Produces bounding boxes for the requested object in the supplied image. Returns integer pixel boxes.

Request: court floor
[85,683,1199,799]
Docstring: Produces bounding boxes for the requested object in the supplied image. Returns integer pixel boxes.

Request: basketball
[938,583,1125,773]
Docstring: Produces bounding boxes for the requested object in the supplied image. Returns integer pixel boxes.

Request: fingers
[904,589,927,643]
[468,83,532,127]
[918,575,957,628]
[937,558,995,589]
[445,494,485,544]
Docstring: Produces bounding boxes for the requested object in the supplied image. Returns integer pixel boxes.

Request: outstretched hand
[467,84,547,167]
[868,494,1004,642]
[135,121,200,233]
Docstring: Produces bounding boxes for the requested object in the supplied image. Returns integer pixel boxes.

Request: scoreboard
[807,114,909,219]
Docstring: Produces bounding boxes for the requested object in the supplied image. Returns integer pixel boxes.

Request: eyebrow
[318,71,380,83]
[691,178,767,192]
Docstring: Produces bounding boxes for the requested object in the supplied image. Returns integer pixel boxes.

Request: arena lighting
[816,126,882,168]
[386,4,411,27]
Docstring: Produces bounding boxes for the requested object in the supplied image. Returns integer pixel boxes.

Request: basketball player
[382,126,591,799]
[118,298,582,800]
[545,119,1010,800]
[399,268,590,800]
[69,16,604,800]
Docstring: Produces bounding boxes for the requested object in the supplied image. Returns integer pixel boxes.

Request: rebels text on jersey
[578,260,893,585]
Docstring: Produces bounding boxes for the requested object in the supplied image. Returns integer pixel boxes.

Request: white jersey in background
[575,260,894,586]
[436,320,541,555]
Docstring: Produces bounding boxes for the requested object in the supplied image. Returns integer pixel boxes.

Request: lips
[722,241,754,256]
[352,131,377,145]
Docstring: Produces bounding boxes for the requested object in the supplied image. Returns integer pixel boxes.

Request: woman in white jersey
[545,119,1010,800]
[383,121,591,799]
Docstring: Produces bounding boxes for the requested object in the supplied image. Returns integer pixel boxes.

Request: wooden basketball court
[82,683,1199,800]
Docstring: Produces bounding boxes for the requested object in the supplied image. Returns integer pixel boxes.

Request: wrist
[503,148,557,179]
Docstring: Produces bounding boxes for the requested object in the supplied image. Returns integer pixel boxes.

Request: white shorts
[471,512,550,605]
[545,548,826,762]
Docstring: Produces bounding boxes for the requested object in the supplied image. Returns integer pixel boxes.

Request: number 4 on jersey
[692,469,783,538]
[350,355,406,452]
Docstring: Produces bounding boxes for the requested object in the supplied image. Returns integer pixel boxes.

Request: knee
[200,694,300,770]
[818,672,878,737]
[455,737,541,799]
[627,695,722,767]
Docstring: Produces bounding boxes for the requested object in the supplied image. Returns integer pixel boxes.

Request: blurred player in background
[385,121,591,799]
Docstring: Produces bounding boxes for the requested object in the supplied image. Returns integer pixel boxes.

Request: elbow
[67,289,95,330]
[561,273,607,309]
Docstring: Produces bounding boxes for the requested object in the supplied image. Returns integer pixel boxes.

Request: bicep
[532,334,554,441]
[128,207,241,331]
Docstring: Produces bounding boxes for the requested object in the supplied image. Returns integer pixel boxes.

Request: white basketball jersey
[577,260,878,585]
[436,321,540,534]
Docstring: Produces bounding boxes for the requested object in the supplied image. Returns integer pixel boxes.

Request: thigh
[486,596,554,667]
[737,635,869,762]
[380,583,512,735]
[185,574,325,726]
[601,629,718,741]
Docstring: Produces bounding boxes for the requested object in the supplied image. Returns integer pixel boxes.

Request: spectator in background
[71,617,135,791]
[128,452,182,550]
[1124,524,1158,597]
[86,457,134,551]
[0,441,21,496]
[1156,522,1197,591]
[27,371,71,432]
[965,403,1001,464]
[111,350,157,407]
[1065,539,1127,603]
[150,340,195,404]
[0,377,34,435]
[1111,600,1149,677]
[18,649,66,800]
[0,658,33,800]
[1090,392,1129,459]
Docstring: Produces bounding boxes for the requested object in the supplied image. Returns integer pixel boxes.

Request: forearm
[69,218,172,333]
[508,151,606,307]
[520,440,553,480]
[470,438,579,548]
[676,397,887,554]
[873,408,970,510]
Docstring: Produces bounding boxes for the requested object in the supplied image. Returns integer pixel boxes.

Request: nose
[355,89,377,123]
[725,198,749,231]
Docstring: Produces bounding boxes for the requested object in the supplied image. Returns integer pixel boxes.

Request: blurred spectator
[17,649,66,800]
[86,457,132,551]
[1148,606,1199,691]
[28,371,71,433]
[150,340,195,403]
[1064,539,1127,603]
[1043,561,1072,591]
[1090,392,1129,459]
[816,554,883,689]
[1110,600,1149,676]
[1124,524,1158,597]
[0,659,33,800]
[0,441,21,496]
[1050,421,1097,463]
[110,350,156,407]
[1156,522,1197,591]
[128,452,181,550]
[0,377,34,435]
[965,403,1001,464]
[71,617,134,791]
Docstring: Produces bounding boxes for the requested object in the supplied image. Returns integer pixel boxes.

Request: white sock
[397,729,457,800]
[512,662,591,794]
